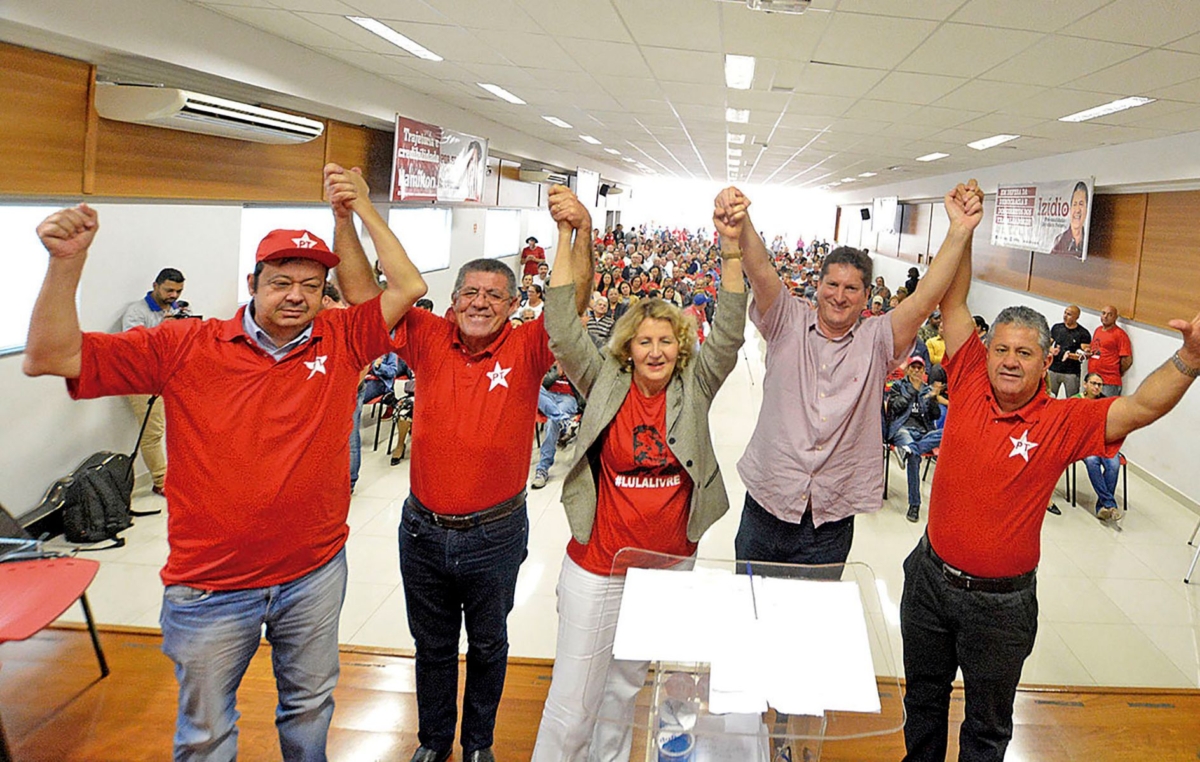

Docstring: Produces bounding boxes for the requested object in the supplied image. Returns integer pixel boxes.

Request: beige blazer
[544,284,748,544]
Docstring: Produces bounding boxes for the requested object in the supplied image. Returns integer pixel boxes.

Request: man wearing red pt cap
[335,185,593,762]
[22,164,427,762]
[899,186,1200,762]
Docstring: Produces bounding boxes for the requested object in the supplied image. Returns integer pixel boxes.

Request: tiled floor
[53,327,1200,690]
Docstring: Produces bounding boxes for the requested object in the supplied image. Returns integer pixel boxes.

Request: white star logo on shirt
[486,361,512,391]
[304,355,327,379]
[1008,429,1039,463]
[292,232,318,249]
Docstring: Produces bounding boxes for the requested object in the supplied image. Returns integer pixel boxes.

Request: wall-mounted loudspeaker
[860,208,871,221]
[599,183,611,196]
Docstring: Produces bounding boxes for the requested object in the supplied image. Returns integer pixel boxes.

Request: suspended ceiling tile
[1062,0,1200,48]
[564,39,652,78]
[658,81,728,106]
[932,80,1046,112]
[414,0,539,33]
[514,0,633,43]
[1068,50,1200,96]
[791,62,888,98]
[867,71,968,105]
[841,99,920,123]
[211,5,359,48]
[720,2,830,62]
[469,30,579,70]
[984,35,1146,87]
[998,87,1114,120]
[339,0,448,24]
[835,0,967,21]
[949,0,1110,33]
[904,106,985,128]
[812,13,939,70]
[898,23,1041,78]
[642,46,724,86]
[615,0,721,52]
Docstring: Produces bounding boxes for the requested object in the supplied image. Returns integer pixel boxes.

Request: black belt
[406,490,525,530]
[922,535,1035,594]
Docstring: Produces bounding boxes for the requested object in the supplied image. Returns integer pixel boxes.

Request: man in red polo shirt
[520,235,546,277]
[1089,304,1133,396]
[22,164,428,762]
[335,186,593,762]
[900,185,1200,762]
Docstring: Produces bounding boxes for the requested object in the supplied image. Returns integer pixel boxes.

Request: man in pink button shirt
[715,182,984,569]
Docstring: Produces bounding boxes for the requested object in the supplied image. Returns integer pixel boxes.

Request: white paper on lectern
[613,568,880,715]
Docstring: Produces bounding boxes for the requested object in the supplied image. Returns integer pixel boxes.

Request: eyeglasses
[456,288,512,305]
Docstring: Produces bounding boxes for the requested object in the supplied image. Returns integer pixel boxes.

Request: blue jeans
[734,492,854,578]
[398,497,529,755]
[901,538,1037,762]
[537,388,578,473]
[892,427,944,508]
[350,379,390,489]
[1084,454,1121,508]
[159,548,347,762]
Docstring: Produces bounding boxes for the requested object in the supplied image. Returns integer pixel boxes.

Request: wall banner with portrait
[391,115,488,203]
[990,177,1094,260]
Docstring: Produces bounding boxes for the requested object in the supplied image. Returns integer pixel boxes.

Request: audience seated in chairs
[886,355,944,523]
[1078,372,1124,521]
[351,351,403,492]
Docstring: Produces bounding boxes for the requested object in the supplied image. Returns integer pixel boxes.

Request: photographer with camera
[119,267,186,495]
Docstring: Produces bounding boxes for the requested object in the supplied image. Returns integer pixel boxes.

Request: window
[1,205,62,355]
[388,207,452,273]
[239,207,335,303]
[484,209,521,259]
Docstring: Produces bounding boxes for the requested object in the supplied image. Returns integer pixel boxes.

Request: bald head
[1101,305,1119,328]
[1063,304,1081,328]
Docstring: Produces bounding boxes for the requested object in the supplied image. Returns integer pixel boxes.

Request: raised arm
[547,184,594,315]
[891,180,983,361]
[716,186,781,314]
[324,164,382,306]
[1106,313,1200,441]
[324,164,426,327]
[23,204,98,378]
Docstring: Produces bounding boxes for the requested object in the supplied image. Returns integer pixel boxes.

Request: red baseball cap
[255,229,340,269]
[907,355,926,367]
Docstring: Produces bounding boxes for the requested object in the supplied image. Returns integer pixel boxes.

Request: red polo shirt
[398,308,555,514]
[1090,324,1132,386]
[927,334,1121,578]
[67,296,395,590]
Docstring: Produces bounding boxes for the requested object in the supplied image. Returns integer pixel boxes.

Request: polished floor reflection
[53,325,1200,690]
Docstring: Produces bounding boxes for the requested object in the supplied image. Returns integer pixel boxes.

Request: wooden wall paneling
[972,195,1032,291]
[0,43,91,196]
[897,203,932,264]
[82,67,99,195]
[834,206,843,243]
[1134,190,1200,329]
[92,117,328,202]
[1028,193,1144,316]
[323,121,393,201]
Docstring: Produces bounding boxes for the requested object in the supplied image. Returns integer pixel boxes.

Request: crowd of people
[22,168,1200,762]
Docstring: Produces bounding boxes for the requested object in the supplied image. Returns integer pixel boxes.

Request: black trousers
[900,539,1038,762]
[734,492,854,579]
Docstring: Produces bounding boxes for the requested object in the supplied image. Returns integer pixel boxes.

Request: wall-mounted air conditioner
[94,84,324,145]
[518,169,570,185]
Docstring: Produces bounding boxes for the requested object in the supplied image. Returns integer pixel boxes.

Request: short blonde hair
[607,297,697,372]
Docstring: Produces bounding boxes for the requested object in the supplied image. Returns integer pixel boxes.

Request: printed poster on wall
[391,116,488,203]
[991,178,1094,260]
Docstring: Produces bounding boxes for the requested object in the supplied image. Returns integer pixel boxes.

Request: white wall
[857,130,1200,506]
[0,201,531,515]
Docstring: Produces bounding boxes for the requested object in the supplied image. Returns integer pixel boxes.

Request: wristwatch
[1171,351,1200,379]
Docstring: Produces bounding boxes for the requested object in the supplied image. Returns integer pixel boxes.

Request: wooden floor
[5,626,1200,761]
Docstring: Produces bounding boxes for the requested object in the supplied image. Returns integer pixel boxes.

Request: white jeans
[532,555,650,762]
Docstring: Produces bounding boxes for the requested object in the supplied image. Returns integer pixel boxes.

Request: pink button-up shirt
[737,293,900,526]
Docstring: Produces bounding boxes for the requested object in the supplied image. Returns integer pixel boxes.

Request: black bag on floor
[43,395,162,549]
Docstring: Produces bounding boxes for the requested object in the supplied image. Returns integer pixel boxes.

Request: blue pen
[746,561,759,620]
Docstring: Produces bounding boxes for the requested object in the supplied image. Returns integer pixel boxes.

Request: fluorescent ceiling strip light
[858,171,877,177]
[725,54,756,90]
[580,135,602,145]
[622,157,637,163]
[841,177,855,182]
[478,83,525,105]
[727,148,743,157]
[346,17,442,61]
[604,148,621,155]
[1059,96,1155,123]
[967,134,1020,150]
[542,116,572,128]
[727,133,746,144]
[915,152,949,162]
[726,108,750,124]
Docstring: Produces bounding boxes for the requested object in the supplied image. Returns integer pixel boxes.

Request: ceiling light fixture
[727,148,743,157]
[726,108,750,124]
[841,177,855,182]
[604,148,621,155]
[477,83,526,105]
[580,135,602,145]
[727,133,746,144]
[858,171,877,178]
[967,134,1020,150]
[346,17,443,61]
[724,54,756,90]
[1059,96,1155,123]
[622,157,637,163]
[915,152,949,162]
[542,116,572,129]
